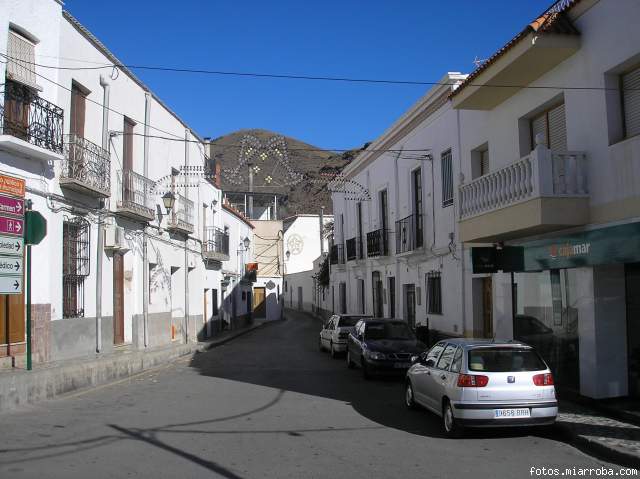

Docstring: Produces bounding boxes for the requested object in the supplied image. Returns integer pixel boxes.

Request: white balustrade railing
[460,142,588,220]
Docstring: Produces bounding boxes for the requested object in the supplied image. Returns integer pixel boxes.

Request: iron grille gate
[63,218,90,318]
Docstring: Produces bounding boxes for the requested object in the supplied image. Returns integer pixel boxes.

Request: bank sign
[523,222,640,271]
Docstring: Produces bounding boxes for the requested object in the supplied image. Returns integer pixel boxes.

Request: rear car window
[468,347,547,372]
[338,316,361,327]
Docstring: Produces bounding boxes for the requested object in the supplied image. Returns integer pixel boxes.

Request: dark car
[346,319,426,379]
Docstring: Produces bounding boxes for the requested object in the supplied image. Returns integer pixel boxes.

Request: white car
[319,314,370,358]
[405,339,557,437]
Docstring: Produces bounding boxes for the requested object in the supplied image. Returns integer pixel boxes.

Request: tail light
[457,374,489,387]
[533,373,554,386]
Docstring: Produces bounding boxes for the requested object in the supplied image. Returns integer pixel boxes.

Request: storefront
[474,221,640,399]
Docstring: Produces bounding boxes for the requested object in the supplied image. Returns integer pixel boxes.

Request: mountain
[209,129,359,216]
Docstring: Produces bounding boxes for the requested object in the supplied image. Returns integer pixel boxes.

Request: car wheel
[347,350,355,369]
[405,381,417,409]
[443,400,463,438]
[330,342,336,358]
[362,359,371,380]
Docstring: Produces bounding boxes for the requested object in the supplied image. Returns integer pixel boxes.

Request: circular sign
[287,234,304,255]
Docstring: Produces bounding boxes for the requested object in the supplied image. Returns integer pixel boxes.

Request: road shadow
[187,311,569,443]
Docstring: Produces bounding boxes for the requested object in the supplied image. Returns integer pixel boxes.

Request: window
[531,103,567,152]
[436,344,457,370]
[468,347,547,372]
[62,218,90,318]
[425,342,445,365]
[339,282,347,314]
[471,144,489,180]
[622,65,640,138]
[426,271,442,314]
[441,149,453,207]
[6,28,37,88]
[388,277,395,318]
[412,169,424,247]
[451,347,463,373]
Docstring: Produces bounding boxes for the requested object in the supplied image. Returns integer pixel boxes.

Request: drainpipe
[96,75,109,353]
[184,129,190,344]
[143,92,151,348]
[319,206,325,255]
[456,108,467,336]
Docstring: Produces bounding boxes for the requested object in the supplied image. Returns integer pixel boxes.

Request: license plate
[494,408,531,419]
[394,362,410,369]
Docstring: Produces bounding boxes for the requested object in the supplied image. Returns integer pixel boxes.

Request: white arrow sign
[0,256,23,275]
[0,235,23,256]
[0,275,22,294]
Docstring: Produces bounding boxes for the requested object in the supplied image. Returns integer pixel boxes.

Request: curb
[556,422,640,468]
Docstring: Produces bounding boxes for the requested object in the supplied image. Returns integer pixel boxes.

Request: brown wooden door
[482,277,493,338]
[253,287,266,318]
[113,253,125,345]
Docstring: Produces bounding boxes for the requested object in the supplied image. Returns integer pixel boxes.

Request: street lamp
[243,236,251,251]
[162,191,176,214]
[285,250,291,261]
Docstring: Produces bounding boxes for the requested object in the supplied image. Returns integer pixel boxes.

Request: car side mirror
[425,358,436,367]
[411,355,420,364]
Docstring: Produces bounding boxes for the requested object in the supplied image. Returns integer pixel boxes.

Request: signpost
[0,276,22,294]
[0,174,25,198]
[0,236,23,256]
[0,215,23,236]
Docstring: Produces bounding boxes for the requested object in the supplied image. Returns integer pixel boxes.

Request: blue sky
[64,0,553,150]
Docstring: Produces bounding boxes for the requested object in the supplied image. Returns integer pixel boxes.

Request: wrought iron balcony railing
[116,169,155,221]
[1,82,64,154]
[61,134,111,197]
[367,228,389,257]
[396,214,421,254]
[330,243,345,265]
[167,194,195,234]
[346,237,364,261]
[202,227,230,261]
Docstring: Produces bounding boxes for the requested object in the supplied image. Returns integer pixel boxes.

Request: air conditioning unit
[104,225,128,251]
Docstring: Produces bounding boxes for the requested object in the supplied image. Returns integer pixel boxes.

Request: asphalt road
[0,310,616,479]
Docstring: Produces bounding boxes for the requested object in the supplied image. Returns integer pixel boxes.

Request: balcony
[0,82,64,160]
[167,194,194,234]
[202,227,230,262]
[366,228,389,257]
[116,169,155,222]
[346,237,364,262]
[329,243,345,265]
[60,134,111,198]
[396,214,422,254]
[459,143,589,243]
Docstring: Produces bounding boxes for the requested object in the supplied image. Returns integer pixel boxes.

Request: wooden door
[253,287,266,318]
[113,253,125,345]
[482,277,493,338]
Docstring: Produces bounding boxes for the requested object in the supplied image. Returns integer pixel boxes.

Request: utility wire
[1,52,636,91]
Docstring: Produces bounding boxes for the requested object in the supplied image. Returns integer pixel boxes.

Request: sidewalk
[0,319,273,414]
[557,401,640,468]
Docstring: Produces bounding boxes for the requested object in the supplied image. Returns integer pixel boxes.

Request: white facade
[330,73,486,339]
[0,1,255,363]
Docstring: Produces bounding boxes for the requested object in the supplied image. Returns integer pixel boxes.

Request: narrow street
[0,311,615,478]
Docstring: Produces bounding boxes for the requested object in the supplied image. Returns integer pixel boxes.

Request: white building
[452,0,640,399]
[0,0,254,365]
[282,213,332,314]
[329,73,486,340]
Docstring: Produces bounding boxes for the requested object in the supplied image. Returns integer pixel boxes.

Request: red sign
[0,195,24,217]
[0,174,25,198]
[0,215,23,236]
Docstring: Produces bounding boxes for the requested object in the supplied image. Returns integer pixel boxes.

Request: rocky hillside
[209,129,360,216]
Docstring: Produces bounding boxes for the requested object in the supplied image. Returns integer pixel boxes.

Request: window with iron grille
[441,149,454,207]
[63,218,90,318]
[426,271,442,315]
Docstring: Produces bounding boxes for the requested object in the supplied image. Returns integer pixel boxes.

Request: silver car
[405,339,557,437]
[319,314,370,358]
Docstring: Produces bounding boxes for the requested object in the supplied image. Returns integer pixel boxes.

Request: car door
[430,344,459,409]
[412,342,445,410]
[348,320,363,360]
[323,317,335,347]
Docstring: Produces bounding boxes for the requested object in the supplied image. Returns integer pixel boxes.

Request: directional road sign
[0,256,22,275]
[0,275,22,294]
[0,215,23,236]
[0,195,24,216]
[0,174,25,198]
[0,235,23,256]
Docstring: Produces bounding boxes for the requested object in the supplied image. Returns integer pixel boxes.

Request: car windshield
[468,347,547,372]
[338,316,362,327]
[365,322,414,340]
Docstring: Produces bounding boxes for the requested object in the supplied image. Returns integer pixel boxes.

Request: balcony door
[122,117,135,204]
[356,202,363,258]
[531,103,567,152]
[412,169,423,248]
[372,271,383,318]
[379,190,388,255]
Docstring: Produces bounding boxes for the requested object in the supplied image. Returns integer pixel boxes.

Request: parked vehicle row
[319,316,558,437]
